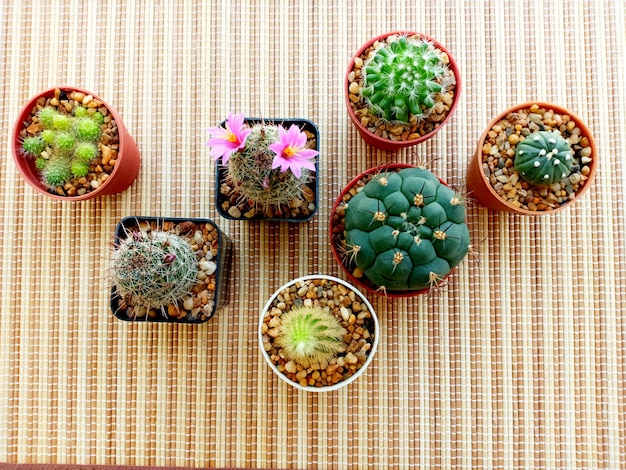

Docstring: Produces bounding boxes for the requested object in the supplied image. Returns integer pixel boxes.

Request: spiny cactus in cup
[361,35,449,124]
[514,130,573,185]
[111,229,199,311]
[20,105,104,187]
[275,306,347,368]
[344,166,470,292]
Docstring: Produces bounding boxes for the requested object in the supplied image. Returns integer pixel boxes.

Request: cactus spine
[344,167,470,292]
[225,125,311,207]
[111,229,199,311]
[276,306,347,368]
[514,130,573,184]
[361,36,448,124]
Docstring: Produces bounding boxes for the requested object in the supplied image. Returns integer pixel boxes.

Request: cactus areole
[344,167,470,292]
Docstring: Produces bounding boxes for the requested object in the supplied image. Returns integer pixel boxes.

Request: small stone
[228,206,241,218]
[182,296,194,310]
[199,260,217,275]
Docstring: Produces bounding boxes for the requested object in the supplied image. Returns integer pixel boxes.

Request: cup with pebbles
[208,113,319,222]
[109,216,231,323]
[259,275,379,391]
[345,31,461,151]
[466,102,597,214]
[12,87,140,200]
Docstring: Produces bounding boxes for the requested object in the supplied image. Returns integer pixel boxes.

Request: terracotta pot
[110,216,231,323]
[215,117,319,222]
[329,163,466,298]
[345,31,461,151]
[11,86,140,201]
[258,275,379,392]
[466,101,597,215]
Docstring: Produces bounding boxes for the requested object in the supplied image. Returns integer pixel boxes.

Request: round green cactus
[226,125,310,206]
[360,36,447,124]
[111,230,199,311]
[344,167,470,292]
[275,306,347,368]
[514,130,573,185]
[74,117,101,142]
[38,107,58,128]
[22,136,46,156]
[42,156,72,187]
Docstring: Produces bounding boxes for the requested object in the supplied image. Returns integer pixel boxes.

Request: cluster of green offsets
[344,167,470,292]
[111,230,198,310]
[21,105,104,187]
[226,124,312,207]
[514,130,574,185]
[360,36,447,124]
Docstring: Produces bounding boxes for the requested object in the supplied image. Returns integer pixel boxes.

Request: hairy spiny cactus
[226,125,311,206]
[275,306,347,368]
[21,105,104,187]
[111,230,199,311]
[344,167,470,292]
[360,36,448,124]
[514,130,573,185]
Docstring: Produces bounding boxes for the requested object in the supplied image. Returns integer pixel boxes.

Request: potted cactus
[109,216,231,323]
[466,102,597,214]
[12,87,140,200]
[259,275,379,392]
[208,113,319,221]
[345,31,461,151]
[330,164,472,297]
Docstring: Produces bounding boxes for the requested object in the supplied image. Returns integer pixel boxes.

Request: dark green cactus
[514,130,573,185]
[360,36,447,124]
[344,167,470,292]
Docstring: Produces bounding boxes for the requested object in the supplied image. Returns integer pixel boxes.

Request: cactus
[20,105,105,188]
[275,306,347,368]
[514,130,573,185]
[360,36,448,124]
[111,229,199,311]
[225,124,312,207]
[344,167,470,292]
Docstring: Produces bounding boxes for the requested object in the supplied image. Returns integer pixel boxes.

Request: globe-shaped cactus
[360,36,447,124]
[344,167,470,292]
[514,130,573,185]
[111,230,198,310]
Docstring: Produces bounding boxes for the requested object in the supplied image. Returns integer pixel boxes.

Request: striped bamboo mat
[1,1,624,468]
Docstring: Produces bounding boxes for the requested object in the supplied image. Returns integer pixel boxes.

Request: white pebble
[199,260,216,275]
[182,296,194,310]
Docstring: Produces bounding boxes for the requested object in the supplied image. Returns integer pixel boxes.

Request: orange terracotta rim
[466,101,597,215]
[11,86,140,201]
[328,163,458,298]
[344,31,462,152]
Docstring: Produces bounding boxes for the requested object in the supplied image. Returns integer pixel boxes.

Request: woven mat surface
[1,1,625,468]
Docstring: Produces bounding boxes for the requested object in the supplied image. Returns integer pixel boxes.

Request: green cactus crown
[361,36,448,124]
[514,130,573,185]
[21,105,104,188]
[344,167,470,293]
[275,306,347,368]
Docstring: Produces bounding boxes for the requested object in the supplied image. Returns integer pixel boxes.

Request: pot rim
[344,30,462,150]
[258,274,379,392]
[468,101,597,215]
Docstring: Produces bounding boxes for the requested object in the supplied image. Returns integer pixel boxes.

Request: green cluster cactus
[226,124,311,207]
[360,36,448,124]
[111,229,199,311]
[514,130,573,185]
[275,306,347,368]
[21,105,104,187]
[344,167,470,292]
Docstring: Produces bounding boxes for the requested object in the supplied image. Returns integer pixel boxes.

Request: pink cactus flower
[268,124,318,179]
[206,112,252,164]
